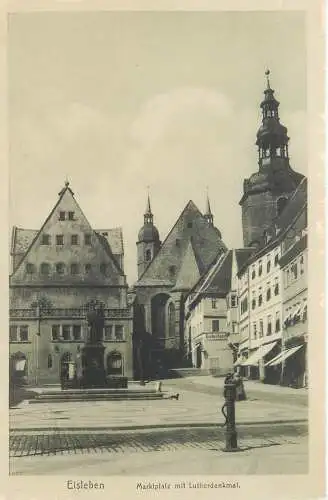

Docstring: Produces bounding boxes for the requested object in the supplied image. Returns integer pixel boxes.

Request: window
[56,235,64,245]
[258,288,263,307]
[10,325,18,342]
[303,304,307,322]
[68,211,75,221]
[231,294,237,308]
[104,325,113,340]
[72,325,81,340]
[275,312,280,333]
[187,222,193,228]
[85,264,92,274]
[59,211,65,221]
[115,325,124,340]
[267,316,272,335]
[291,262,298,280]
[259,320,264,338]
[241,297,248,314]
[258,261,263,276]
[212,299,217,309]
[20,325,29,342]
[71,234,79,245]
[232,322,237,333]
[62,325,70,341]
[85,234,92,245]
[56,262,65,275]
[40,263,50,275]
[266,287,271,302]
[300,255,305,275]
[176,239,180,247]
[71,263,79,275]
[274,253,279,266]
[274,279,279,296]
[100,263,107,275]
[253,323,257,339]
[251,267,256,280]
[267,259,271,274]
[41,234,51,245]
[145,249,152,261]
[212,320,220,332]
[48,354,53,369]
[26,263,35,274]
[52,325,60,341]
[252,292,256,310]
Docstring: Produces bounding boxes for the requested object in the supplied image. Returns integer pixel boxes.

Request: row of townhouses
[9,72,307,388]
[184,74,307,388]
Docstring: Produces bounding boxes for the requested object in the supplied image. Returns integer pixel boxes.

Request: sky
[8,11,307,284]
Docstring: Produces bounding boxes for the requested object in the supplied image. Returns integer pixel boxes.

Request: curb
[10,419,308,433]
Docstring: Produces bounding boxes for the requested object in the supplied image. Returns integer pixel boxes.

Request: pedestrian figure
[223,373,234,399]
[233,371,247,401]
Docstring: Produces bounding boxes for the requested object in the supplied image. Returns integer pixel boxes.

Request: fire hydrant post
[222,380,240,452]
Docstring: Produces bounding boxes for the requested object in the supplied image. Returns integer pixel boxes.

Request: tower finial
[145,186,152,215]
[204,188,213,226]
[265,69,271,89]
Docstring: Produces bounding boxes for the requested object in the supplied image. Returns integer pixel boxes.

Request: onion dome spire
[256,69,289,165]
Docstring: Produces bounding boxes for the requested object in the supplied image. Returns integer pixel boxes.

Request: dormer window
[68,211,75,221]
[59,211,65,221]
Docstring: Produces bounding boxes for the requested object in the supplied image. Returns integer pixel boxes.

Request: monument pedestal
[81,344,106,388]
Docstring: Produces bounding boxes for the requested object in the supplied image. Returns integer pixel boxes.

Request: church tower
[240,70,304,247]
[137,194,161,278]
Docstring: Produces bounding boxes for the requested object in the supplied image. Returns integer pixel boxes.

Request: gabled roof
[186,246,255,309]
[135,199,226,288]
[172,240,201,291]
[10,182,125,280]
[95,228,124,256]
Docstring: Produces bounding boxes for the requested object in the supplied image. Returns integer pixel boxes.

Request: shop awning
[266,344,304,367]
[240,341,277,366]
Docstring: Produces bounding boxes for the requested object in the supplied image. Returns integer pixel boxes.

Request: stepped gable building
[184,248,254,375]
[133,195,226,373]
[9,182,133,385]
[240,70,304,248]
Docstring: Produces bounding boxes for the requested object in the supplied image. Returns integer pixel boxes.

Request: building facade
[9,182,133,385]
[184,249,253,375]
[133,195,226,375]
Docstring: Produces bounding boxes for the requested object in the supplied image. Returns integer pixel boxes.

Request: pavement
[9,376,309,476]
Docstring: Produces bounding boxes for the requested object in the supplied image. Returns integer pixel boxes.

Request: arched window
[56,262,65,275]
[145,249,152,261]
[106,352,123,375]
[48,354,53,369]
[277,197,288,216]
[40,263,50,275]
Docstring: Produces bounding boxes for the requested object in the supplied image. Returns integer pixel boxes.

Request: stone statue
[86,306,105,344]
